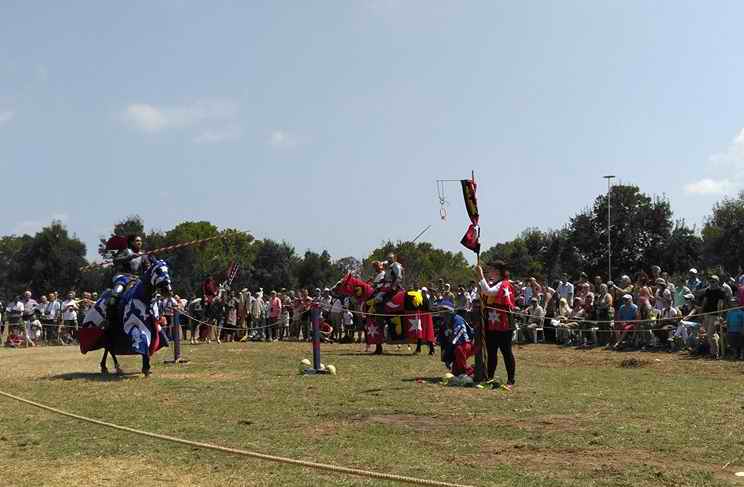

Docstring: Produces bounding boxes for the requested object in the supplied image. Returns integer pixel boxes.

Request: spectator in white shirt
[330,296,343,340]
[62,292,79,344]
[557,274,575,304]
[21,291,39,347]
[46,292,63,344]
[523,297,546,343]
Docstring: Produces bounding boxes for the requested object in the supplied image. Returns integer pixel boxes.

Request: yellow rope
[0,389,475,487]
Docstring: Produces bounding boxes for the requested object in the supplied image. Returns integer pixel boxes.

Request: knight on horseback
[107,234,145,327]
[374,253,403,304]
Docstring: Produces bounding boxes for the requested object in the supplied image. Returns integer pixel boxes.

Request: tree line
[2,184,743,297]
[481,184,742,281]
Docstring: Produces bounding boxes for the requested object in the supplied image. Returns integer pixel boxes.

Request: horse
[79,255,172,376]
[332,273,429,354]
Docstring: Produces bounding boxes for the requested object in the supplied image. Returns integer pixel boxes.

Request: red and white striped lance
[225,261,240,287]
[80,232,239,271]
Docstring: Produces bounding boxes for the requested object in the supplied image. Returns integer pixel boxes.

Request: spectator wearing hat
[653,278,668,312]
[687,269,702,293]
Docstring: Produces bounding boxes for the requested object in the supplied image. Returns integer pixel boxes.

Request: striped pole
[80,231,245,271]
[311,303,321,371]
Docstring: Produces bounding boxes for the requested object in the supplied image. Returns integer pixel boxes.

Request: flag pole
[471,170,487,383]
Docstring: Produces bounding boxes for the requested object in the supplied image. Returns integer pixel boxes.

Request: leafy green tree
[113,215,145,237]
[296,250,341,289]
[335,256,362,276]
[0,235,32,297]
[364,241,471,288]
[658,222,702,275]
[568,185,674,279]
[481,228,548,279]
[250,239,299,292]
[13,221,87,296]
[702,192,744,274]
[160,222,255,296]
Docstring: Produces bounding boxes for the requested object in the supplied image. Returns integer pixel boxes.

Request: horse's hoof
[143,370,152,377]
[115,368,124,376]
[101,367,109,375]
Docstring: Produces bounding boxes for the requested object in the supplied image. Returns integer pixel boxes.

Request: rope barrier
[0,389,475,487]
[483,303,744,326]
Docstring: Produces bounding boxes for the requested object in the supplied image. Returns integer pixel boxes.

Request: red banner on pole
[460,178,480,254]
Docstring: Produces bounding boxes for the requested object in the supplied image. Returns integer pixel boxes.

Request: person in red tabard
[413,287,436,355]
[476,260,517,391]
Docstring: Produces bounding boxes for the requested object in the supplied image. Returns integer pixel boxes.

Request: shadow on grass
[401,377,444,385]
[47,372,141,382]
[359,386,410,394]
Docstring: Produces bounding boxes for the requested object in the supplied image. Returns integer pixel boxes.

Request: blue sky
[1,1,743,262]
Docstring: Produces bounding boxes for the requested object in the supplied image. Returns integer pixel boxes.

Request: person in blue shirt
[613,294,640,350]
[686,268,703,293]
[726,307,744,360]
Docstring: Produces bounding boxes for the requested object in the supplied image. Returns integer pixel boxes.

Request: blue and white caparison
[85,256,172,356]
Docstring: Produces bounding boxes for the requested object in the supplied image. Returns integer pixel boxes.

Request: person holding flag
[476,260,517,391]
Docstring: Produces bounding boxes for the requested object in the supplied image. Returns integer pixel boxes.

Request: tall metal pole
[603,175,615,283]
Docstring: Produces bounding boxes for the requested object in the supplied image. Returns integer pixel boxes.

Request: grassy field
[1,341,744,487]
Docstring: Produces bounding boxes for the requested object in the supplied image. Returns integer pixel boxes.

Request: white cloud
[0,110,14,126]
[193,126,242,144]
[708,127,744,167]
[123,104,168,132]
[121,99,238,133]
[268,129,307,149]
[684,178,733,195]
[686,128,744,196]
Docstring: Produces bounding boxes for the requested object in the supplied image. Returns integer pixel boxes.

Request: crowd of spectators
[3,263,743,362]
[178,287,360,345]
[502,266,744,360]
[0,290,96,347]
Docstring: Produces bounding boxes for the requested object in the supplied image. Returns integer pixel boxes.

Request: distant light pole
[603,175,616,283]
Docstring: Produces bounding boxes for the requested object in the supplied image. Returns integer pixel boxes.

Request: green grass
[1,342,744,486]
